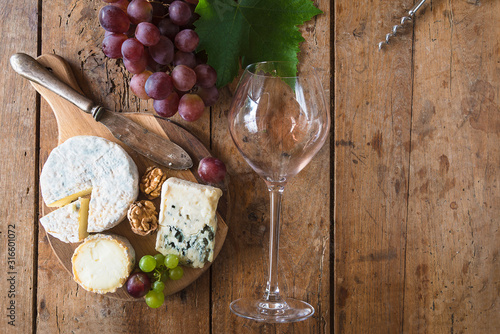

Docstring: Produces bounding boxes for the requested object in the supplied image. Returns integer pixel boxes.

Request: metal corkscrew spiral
[378,0,427,50]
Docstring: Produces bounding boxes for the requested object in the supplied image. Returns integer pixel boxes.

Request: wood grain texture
[0,1,38,333]
[3,0,500,332]
[334,0,413,332]
[210,0,331,332]
[404,1,500,333]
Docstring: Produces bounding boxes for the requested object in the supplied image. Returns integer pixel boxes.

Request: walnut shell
[140,166,166,200]
[127,200,158,236]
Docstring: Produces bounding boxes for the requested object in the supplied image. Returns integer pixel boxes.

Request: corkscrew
[378,0,428,50]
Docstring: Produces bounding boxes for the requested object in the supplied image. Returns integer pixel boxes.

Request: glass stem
[264,183,285,302]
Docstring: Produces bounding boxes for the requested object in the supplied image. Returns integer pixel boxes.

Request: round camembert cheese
[72,234,135,294]
[40,136,139,233]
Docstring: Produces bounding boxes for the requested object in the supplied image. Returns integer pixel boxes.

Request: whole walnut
[127,200,158,236]
[140,166,166,199]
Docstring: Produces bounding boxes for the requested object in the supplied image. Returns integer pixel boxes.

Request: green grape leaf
[194,0,322,87]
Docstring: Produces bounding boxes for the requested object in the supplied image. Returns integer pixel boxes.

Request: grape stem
[148,0,171,19]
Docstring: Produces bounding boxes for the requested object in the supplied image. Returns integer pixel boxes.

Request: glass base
[230,297,314,323]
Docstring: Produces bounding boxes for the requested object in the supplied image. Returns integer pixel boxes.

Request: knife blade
[10,53,193,170]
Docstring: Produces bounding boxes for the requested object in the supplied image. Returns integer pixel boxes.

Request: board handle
[10,53,100,118]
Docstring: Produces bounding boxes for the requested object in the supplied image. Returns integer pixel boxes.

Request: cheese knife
[10,53,193,170]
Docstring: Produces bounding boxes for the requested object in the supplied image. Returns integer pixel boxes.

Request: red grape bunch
[99,0,219,121]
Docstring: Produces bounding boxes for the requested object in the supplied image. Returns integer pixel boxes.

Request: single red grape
[99,5,130,33]
[125,272,151,298]
[135,22,161,46]
[178,94,205,122]
[169,1,192,26]
[153,92,180,118]
[171,65,197,92]
[121,38,144,61]
[158,18,179,40]
[149,36,174,65]
[174,29,199,52]
[194,64,217,88]
[145,72,174,100]
[198,157,227,184]
[127,0,153,24]
[102,33,127,59]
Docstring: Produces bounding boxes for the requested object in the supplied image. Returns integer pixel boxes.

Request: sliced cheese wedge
[40,136,139,232]
[39,197,90,243]
[72,234,135,294]
[155,177,222,268]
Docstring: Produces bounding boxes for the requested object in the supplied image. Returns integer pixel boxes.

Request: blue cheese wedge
[39,198,90,243]
[72,234,135,294]
[155,177,222,268]
[40,136,139,233]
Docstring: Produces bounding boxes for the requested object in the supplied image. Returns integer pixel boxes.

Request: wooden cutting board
[33,54,228,300]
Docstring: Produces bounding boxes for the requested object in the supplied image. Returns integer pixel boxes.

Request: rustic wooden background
[0,0,498,333]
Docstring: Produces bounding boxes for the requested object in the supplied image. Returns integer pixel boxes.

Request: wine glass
[228,61,330,323]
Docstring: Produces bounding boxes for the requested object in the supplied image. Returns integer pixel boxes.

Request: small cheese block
[155,177,222,268]
[39,198,89,243]
[72,234,135,294]
[40,136,139,232]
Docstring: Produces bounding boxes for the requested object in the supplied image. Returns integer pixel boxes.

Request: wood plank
[334,0,414,332]
[0,1,38,333]
[404,1,500,332]
[210,0,331,332]
[36,0,211,332]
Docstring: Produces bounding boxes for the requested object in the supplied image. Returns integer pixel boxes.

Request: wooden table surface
[1,0,498,333]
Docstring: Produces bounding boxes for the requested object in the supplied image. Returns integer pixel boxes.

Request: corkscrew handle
[409,0,427,16]
[378,0,427,50]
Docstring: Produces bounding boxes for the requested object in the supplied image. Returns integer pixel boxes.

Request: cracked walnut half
[127,200,158,236]
[140,166,167,199]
